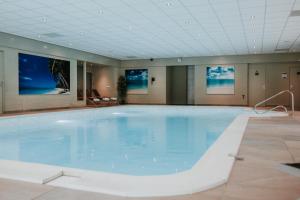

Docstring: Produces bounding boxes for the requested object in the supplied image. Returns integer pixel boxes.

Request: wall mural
[125,69,148,94]
[206,65,235,95]
[19,53,70,95]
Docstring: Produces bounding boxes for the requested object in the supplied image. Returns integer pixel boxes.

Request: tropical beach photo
[206,66,235,95]
[19,53,70,95]
[125,69,148,94]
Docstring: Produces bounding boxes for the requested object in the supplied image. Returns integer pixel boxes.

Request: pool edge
[0,110,288,197]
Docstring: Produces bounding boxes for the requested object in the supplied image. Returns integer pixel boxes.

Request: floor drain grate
[42,171,81,185]
[42,171,64,184]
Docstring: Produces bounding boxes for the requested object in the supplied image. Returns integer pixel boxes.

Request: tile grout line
[220,120,251,200]
[282,139,297,163]
[31,187,57,200]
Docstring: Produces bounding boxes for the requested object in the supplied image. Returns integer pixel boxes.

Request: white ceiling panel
[0,0,299,59]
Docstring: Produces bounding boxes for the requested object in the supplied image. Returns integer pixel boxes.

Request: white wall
[121,53,300,105]
[87,64,119,98]
[2,48,79,111]
[0,51,3,113]
[195,64,248,105]
[119,66,167,104]
[0,32,120,112]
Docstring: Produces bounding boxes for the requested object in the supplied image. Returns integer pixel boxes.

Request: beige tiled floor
[0,114,300,200]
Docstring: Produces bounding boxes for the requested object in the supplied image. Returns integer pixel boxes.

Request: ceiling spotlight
[177,58,182,63]
[166,2,172,6]
[185,20,192,25]
[98,10,104,14]
[250,15,255,20]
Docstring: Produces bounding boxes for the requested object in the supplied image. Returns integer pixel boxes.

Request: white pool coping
[0,108,288,197]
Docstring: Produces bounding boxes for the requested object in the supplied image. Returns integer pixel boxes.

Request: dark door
[167,66,187,105]
[290,67,300,110]
[86,72,93,97]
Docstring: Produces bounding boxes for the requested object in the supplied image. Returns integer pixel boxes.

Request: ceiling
[1,0,300,60]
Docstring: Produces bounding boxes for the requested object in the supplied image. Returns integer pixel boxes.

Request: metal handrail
[254,90,294,115]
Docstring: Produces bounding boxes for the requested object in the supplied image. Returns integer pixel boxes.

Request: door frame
[0,51,4,113]
[290,66,300,110]
[248,64,266,107]
[166,65,188,105]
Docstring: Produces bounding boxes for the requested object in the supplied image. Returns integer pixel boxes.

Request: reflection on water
[0,108,241,175]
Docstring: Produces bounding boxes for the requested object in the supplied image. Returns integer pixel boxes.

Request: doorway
[166,66,188,105]
[290,67,300,110]
[0,51,3,113]
[249,64,266,106]
[86,72,93,98]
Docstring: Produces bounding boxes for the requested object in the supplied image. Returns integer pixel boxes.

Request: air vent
[126,56,138,59]
[42,33,64,38]
[275,48,290,53]
[290,10,300,17]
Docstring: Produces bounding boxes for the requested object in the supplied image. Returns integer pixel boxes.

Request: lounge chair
[86,89,117,106]
[92,89,118,104]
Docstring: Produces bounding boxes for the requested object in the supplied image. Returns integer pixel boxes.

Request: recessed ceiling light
[166,2,172,6]
[69,43,72,46]
[253,46,256,49]
[38,34,41,38]
[250,15,255,20]
[43,45,48,49]
[9,37,15,41]
[185,20,192,25]
[98,10,103,14]
[42,17,47,23]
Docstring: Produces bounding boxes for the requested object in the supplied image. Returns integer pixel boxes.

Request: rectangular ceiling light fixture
[290,10,300,17]
[126,56,138,59]
[275,48,290,52]
[42,33,64,38]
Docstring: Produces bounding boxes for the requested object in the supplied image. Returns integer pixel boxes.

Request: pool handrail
[254,90,294,115]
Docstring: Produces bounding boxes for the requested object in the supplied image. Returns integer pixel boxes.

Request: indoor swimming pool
[0,106,284,197]
[0,106,243,175]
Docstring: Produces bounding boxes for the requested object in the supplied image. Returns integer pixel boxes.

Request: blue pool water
[0,106,244,176]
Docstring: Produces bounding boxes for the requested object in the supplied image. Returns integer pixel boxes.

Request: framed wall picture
[125,69,148,94]
[206,65,235,95]
[19,53,70,95]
